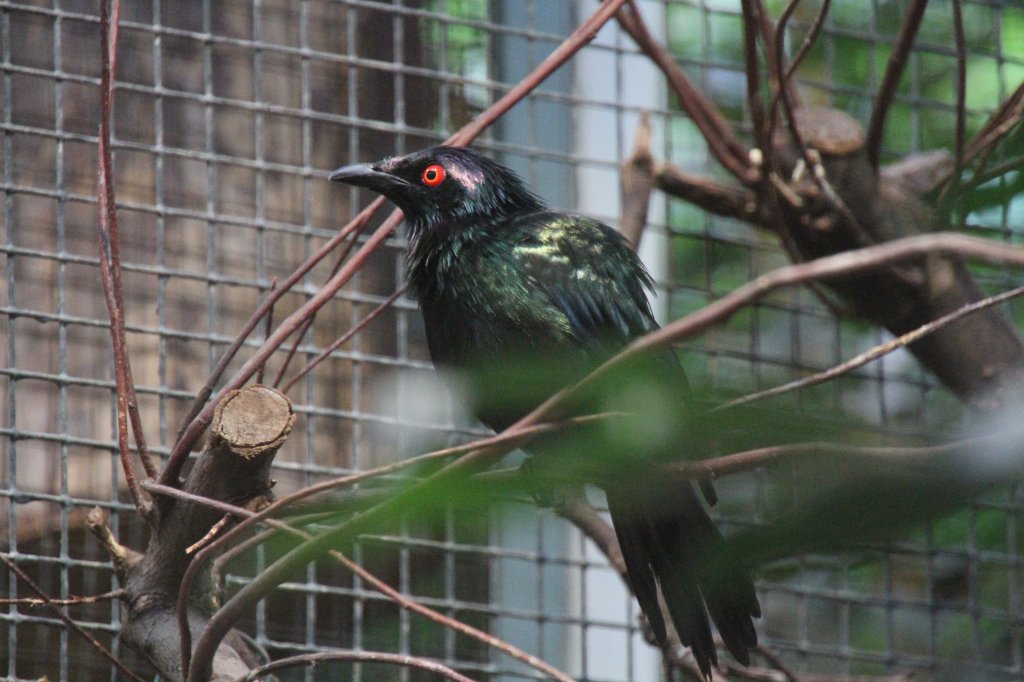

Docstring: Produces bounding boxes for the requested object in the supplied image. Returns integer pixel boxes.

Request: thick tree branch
[106,386,295,682]
[657,163,764,224]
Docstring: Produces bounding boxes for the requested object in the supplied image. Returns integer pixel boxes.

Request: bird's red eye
[421,164,445,187]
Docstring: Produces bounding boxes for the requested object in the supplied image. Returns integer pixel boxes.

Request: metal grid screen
[2,0,1023,680]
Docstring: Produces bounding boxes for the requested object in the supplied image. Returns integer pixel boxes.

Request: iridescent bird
[331,146,760,677]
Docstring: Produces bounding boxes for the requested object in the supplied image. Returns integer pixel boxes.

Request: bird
[330,146,760,677]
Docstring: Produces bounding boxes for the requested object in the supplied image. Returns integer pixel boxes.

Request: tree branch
[281,284,408,394]
[717,284,1024,411]
[616,0,754,183]
[96,0,156,517]
[235,651,477,682]
[189,232,1024,682]
[865,0,930,168]
[0,554,145,682]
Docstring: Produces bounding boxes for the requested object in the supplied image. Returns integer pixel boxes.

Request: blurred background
[2,0,1023,680]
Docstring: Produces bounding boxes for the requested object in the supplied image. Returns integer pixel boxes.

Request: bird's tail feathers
[606,476,759,679]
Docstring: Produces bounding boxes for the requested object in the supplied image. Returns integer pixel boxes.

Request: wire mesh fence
[2,0,1023,680]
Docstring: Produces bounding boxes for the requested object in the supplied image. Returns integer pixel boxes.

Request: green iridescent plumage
[330,146,759,678]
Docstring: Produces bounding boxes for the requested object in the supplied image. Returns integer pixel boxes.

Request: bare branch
[271,224,369,388]
[951,0,966,191]
[282,284,409,395]
[656,163,764,224]
[765,0,832,145]
[739,1,767,147]
[96,0,156,515]
[782,0,831,91]
[751,644,799,682]
[0,554,145,682]
[254,278,277,385]
[717,284,1024,411]
[577,234,1024,420]
[865,0,930,168]
[235,651,478,682]
[555,489,628,581]
[616,1,754,183]
[163,201,383,484]
[962,82,1024,167]
[0,589,124,607]
[174,412,616,676]
[190,232,1024,682]
[674,439,968,481]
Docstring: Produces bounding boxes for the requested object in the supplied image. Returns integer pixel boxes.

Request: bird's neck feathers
[405,166,544,296]
[404,212,501,301]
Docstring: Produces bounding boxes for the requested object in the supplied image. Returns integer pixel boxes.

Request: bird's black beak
[329,163,402,194]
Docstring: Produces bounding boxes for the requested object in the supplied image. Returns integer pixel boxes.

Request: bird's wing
[508,212,657,355]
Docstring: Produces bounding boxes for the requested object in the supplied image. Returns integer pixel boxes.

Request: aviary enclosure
[2,1,1024,680]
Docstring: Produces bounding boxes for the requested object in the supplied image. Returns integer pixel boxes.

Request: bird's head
[329,146,544,238]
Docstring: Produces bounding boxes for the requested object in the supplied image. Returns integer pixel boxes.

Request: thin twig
[958,154,1024,192]
[752,644,799,682]
[0,554,145,682]
[96,0,154,515]
[940,83,1024,206]
[765,0,832,147]
[673,437,976,480]
[271,223,369,388]
[865,0,930,168]
[236,651,477,682]
[144,481,575,682]
[255,278,277,385]
[962,81,1024,166]
[950,0,966,200]
[716,284,1024,411]
[164,200,383,484]
[782,0,830,94]
[282,284,409,394]
[0,589,125,607]
[739,0,767,149]
[186,513,232,555]
[616,0,754,183]
[555,490,627,580]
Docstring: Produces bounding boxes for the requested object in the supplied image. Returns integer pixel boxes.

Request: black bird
[330,146,760,677]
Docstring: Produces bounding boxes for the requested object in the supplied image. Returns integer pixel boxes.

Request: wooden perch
[98,385,294,682]
[770,107,1024,409]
